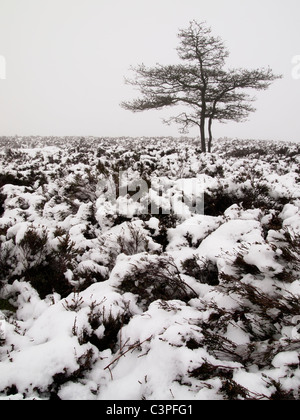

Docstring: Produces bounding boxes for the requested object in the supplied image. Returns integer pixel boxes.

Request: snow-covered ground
[0,136,299,400]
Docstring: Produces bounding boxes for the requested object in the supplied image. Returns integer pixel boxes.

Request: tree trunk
[199,115,206,153]
[208,117,213,153]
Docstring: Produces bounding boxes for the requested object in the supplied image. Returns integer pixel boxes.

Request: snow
[272,351,299,368]
[197,219,262,262]
[167,215,223,251]
[0,136,300,400]
[233,370,271,397]
[224,322,251,345]
[0,335,85,394]
[243,244,283,274]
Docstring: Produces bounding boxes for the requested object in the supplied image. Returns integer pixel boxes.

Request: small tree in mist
[122,21,281,152]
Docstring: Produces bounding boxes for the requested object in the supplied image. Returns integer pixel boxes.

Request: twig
[104,335,152,372]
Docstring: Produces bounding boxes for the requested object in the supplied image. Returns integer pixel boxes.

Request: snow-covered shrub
[0,193,6,217]
[117,254,197,310]
[0,136,299,400]
[0,173,30,188]
[116,222,151,255]
[0,242,12,290]
[18,230,76,298]
[18,227,48,265]
[204,188,237,216]
[146,214,178,251]
[181,256,219,286]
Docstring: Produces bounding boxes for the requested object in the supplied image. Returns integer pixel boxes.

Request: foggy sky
[0,0,299,142]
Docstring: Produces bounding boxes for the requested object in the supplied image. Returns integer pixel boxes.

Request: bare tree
[122,21,281,152]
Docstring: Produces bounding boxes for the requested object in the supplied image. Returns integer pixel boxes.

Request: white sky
[0,0,299,142]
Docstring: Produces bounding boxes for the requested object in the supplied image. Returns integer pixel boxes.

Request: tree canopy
[122,21,282,152]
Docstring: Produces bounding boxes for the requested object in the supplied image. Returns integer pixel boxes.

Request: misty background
[0,0,299,142]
